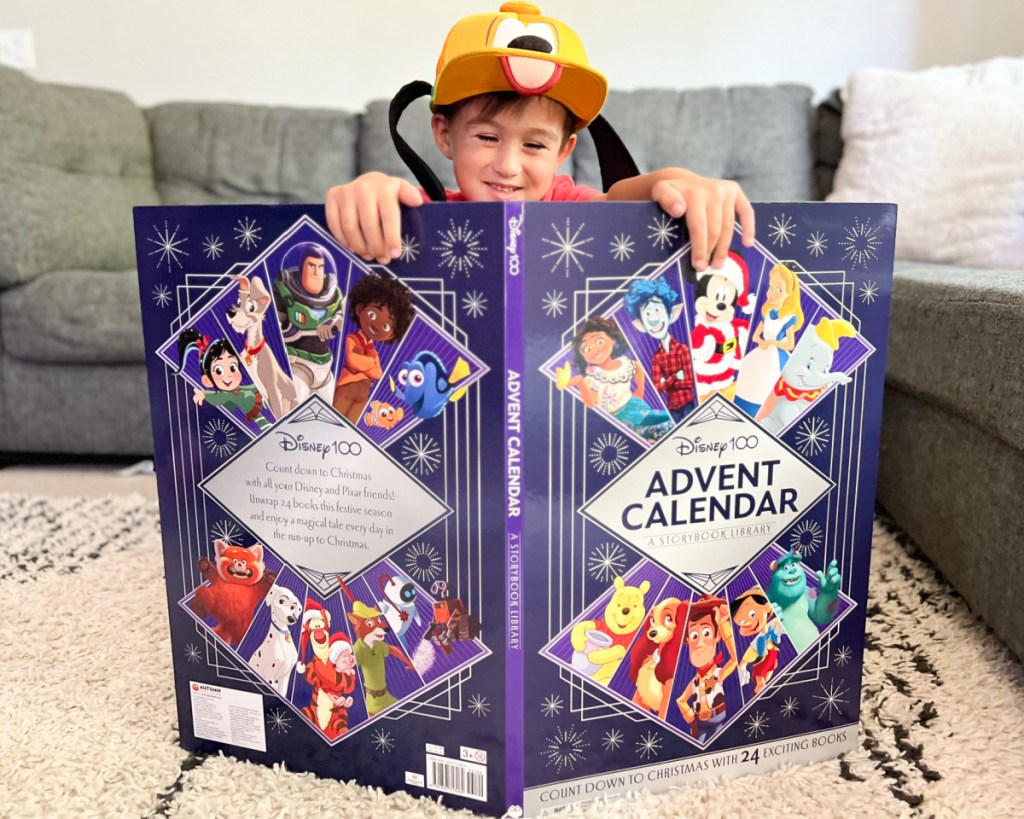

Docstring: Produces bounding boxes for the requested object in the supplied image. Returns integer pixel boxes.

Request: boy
[325,2,755,267]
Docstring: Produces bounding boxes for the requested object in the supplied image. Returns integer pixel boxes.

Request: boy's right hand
[325,172,425,264]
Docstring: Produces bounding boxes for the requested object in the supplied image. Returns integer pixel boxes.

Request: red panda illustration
[188,540,277,647]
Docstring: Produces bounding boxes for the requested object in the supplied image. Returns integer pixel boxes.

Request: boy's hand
[325,172,424,265]
[650,171,756,271]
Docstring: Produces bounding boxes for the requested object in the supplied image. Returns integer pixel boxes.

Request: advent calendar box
[135,200,894,816]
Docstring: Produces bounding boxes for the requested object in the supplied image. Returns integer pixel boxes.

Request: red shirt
[441,175,601,202]
[651,336,696,410]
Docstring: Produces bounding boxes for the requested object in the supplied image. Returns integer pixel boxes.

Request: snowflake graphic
[402,432,441,475]
[588,432,630,476]
[184,643,202,663]
[600,729,624,752]
[371,728,395,753]
[780,696,800,718]
[211,519,242,546]
[610,233,634,261]
[541,694,564,718]
[434,219,487,277]
[834,645,853,666]
[789,519,824,557]
[148,221,190,273]
[268,708,291,734]
[404,541,443,583]
[152,284,173,308]
[841,218,882,268]
[807,230,828,257]
[587,542,627,583]
[462,290,488,318]
[647,214,678,249]
[234,217,262,250]
[203,235,224,260]
[768,213,796,247]
[636,730,662,759]
[745,711,769,738]
[544,726,587,772]
[400,234,420,263]
[542,218,594,276]
[202,418,239,458]
[469,694,491,717]
[542,290,567,318]
[812,679,850,721]
[860,280,879,304]
[795,416,831,457]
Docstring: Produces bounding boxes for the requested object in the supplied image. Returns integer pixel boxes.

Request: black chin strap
[388,81,640,200]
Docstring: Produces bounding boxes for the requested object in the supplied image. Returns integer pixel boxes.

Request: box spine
[504,201,526,810]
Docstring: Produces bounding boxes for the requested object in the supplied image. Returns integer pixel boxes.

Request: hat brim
[433,49,607,129]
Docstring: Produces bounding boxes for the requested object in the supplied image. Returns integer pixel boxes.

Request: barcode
[425,754,487,801]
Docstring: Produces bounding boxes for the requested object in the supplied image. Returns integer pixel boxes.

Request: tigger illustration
[188,540,277,647]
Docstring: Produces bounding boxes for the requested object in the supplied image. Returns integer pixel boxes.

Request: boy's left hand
[651,170,755,271]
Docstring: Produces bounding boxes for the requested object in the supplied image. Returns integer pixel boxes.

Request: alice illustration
[177,328,270,430]
[733,263,804,417]
[556,316,672,439]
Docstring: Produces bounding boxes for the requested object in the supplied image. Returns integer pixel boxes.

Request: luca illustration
[571,575,650,685]
[332,272,416,424]
[766,550,842,653]
[187,539,277,648]
[757,317,856,433]
[177,328,270,430]
[274,242,345,404]
[733,263,804,418]
[392,351,471,420]
[624,277,695,424]
[687,252,753,404]
[555,316,673,440]
[675,594,738,741]
[226,274,296,419]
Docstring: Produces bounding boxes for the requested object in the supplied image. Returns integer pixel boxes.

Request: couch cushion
[146,103,360,205]
[359,98,457,194]
[0,269,144,365]
[887,259,1024,452]
[571,85,814,201]
[0,66,160,288]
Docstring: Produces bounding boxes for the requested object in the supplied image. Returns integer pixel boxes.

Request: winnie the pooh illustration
[571,576,651,685]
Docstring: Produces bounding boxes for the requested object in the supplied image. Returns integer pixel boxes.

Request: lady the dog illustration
[628,596,684,719]
[555,316,672,439]
[333,272,415,424]
[733,263,803,417]
[177,328,270,430]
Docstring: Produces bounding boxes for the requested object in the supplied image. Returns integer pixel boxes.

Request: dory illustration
[390,351,471,419]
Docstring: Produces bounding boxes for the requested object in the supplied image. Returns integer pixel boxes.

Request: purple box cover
[135,200,895,816]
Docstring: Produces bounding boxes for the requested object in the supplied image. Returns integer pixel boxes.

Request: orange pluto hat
[431,2,608,129]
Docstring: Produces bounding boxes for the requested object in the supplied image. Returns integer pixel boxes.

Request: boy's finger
[736,191,756,246]
[712,199,734,267]
[705,200,724,269]
[686,197,709,271]
[398,180,425,208]
[380,197,404,261]
[355,191,389,263]
[339,200,370,260]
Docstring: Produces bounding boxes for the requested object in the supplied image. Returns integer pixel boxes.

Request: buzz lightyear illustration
[274,242,345,403]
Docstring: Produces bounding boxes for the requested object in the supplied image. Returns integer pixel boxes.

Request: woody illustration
[676,594,739,741]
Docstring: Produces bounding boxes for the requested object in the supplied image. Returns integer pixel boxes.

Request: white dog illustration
[249,585,302,697]
[226,275,296,419]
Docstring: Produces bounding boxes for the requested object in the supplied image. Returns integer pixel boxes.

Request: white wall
[2,0,1022,109]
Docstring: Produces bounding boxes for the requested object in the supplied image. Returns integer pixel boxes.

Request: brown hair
[434,91,576,147]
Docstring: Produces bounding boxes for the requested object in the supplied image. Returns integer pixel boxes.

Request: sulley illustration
[188,540,277,647]
[757,317,856,434]
[765,550,842,653]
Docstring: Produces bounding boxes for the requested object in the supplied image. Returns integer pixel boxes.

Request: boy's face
[432,96,576,202]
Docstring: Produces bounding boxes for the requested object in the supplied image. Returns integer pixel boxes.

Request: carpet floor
[1,492,1022,818]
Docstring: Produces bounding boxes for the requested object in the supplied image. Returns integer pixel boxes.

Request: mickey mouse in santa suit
[688,251,753,403]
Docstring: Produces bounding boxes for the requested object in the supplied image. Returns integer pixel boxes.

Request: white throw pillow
[827,57,1024,267]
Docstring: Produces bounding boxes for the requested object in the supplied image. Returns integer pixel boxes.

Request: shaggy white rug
[1,493,1022,818]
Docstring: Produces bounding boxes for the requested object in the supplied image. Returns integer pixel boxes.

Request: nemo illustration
[188,540,277,647]
[363,400,405,430]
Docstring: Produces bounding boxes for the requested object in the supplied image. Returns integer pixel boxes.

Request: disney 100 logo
[674,434,759,459]
[276,432,362,460]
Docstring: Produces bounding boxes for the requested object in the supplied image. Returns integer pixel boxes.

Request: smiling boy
[325,3,755,267]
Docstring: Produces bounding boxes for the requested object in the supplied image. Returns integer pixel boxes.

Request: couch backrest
[0,65,160,288]
[572,85,816,202]
[145,102,360,205]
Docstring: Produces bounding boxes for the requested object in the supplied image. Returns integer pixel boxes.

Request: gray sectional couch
[1,65,1019,661]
